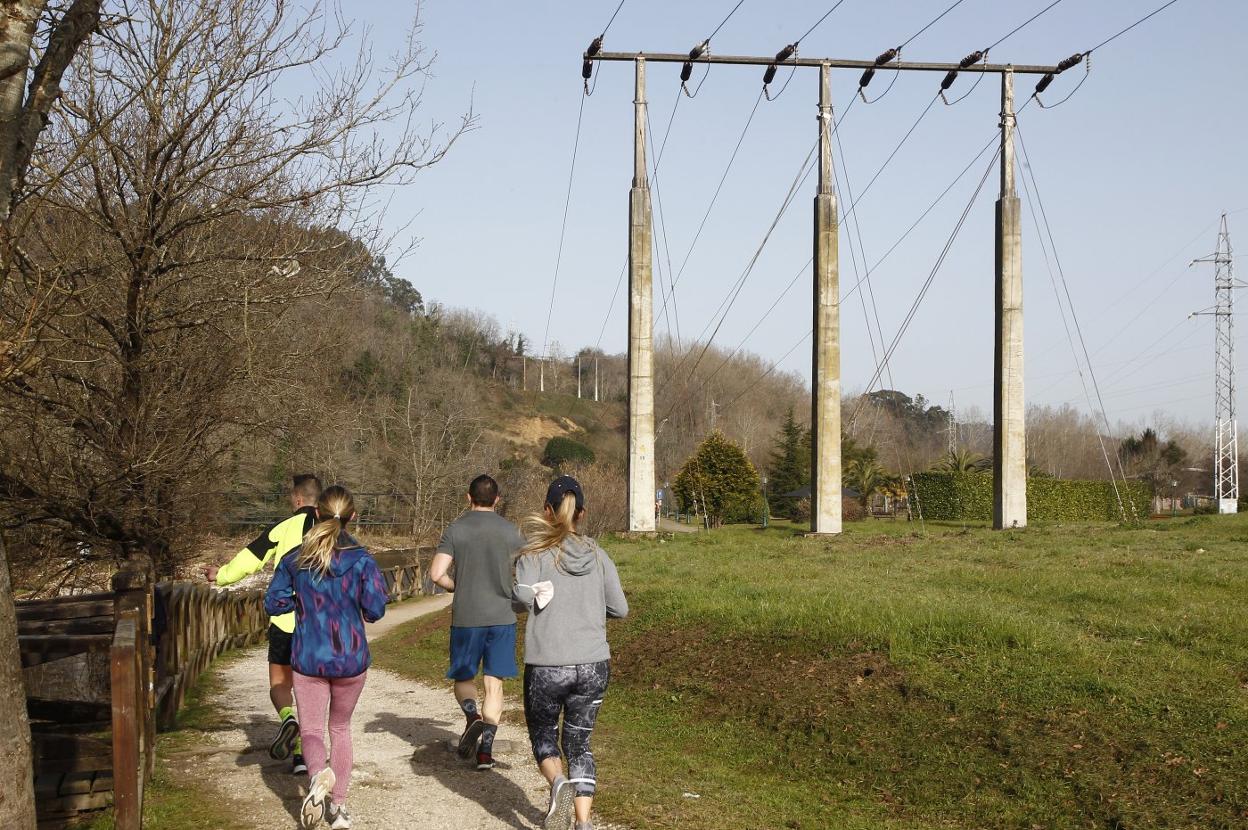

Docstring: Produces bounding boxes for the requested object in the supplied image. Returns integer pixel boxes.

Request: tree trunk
[0,535,36,829]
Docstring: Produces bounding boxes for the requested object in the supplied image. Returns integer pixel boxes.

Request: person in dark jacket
[514,476,628,830]
[265,485,387,830]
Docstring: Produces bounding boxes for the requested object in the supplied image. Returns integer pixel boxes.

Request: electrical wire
[658,97,858,406]
[849,145,999,430]
[660,89,764,313]
[539,93,587,363]
[708,0,747,41]
[900,0,970,49]
[1087,0,1183,53]
[840,92,939,228]
[798,0,851,44]
[1015,116,1137,520]
[988,0,1066,51]
[601,0,627,36]
[646,93,684,345]
[1016,124,1129,520]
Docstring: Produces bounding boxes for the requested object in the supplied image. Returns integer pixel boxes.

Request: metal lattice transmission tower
[1196,215,1238,513]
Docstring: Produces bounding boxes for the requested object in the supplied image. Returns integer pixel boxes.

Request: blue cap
[545,475,585,511]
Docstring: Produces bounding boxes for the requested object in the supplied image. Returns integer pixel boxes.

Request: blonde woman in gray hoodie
[513,475,628,830]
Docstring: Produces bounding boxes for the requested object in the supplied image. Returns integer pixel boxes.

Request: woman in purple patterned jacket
[265,484,388,830]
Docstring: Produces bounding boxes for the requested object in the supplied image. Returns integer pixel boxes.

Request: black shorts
[267,623,293,666]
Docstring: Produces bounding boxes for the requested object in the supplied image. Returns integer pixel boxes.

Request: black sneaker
[270,714,300,761]
[291,753,308,775]
[457,715,484,759]
[475,750,495,771]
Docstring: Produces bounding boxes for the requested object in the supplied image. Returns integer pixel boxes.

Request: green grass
[372,515,1248,829]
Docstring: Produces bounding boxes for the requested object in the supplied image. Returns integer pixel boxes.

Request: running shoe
[457,714,484,759]
[291,753,308,775]
[300,768,335,829]
[544,776,574,830]
[270,713,300,761]
[475,750,495,771]
[327,802,352,829]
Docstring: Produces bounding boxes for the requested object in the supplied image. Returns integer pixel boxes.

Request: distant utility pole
[539,358,545,393]
[947,391,957,454]
[1194,215,1239,514]
[584,49,1062,535]
[594,356,600,402]
[577,354,583,399]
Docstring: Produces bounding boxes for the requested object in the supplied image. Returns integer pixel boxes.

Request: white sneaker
[327,802,352,829]
[300,768,335,829]
[544,776,574,830]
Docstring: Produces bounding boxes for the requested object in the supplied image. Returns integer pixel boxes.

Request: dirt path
[172,596,568,829]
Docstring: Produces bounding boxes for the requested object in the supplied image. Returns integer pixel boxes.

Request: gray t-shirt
[437,510,523,628]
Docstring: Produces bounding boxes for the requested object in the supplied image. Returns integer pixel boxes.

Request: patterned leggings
[523,661,610,797]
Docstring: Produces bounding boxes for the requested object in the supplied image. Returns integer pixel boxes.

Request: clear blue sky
[358,0,1247,430]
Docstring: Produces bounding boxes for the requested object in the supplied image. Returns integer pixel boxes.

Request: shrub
[674,431,762,527]
[542,436,595,469]
[910,472,1150,522]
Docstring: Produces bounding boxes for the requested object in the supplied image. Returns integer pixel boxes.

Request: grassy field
[371,514,1248,830]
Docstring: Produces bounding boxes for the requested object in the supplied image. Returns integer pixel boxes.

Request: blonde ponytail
[299,485,355,577]
[521,492,581,569]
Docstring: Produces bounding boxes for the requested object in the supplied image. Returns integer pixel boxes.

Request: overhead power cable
[659,89,764,315]
[540,94,587,364]
[940,0,1067,103]
[1032,0,1185,106]
[658,97,858,409]
[859,0,970,103]
[849,145,999,430]
[681,0,749,97]
[761,0,852,99]
[1015,120,1129,520]
[582,0,629,92]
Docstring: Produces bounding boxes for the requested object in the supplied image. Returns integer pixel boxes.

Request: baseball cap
[545,475,585,511]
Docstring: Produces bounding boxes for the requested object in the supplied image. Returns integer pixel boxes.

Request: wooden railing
[18,546,435,828]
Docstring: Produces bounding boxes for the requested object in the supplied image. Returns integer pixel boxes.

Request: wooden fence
[18,547,434,828]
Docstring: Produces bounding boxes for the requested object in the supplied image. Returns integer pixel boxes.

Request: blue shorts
[447,624,518,681]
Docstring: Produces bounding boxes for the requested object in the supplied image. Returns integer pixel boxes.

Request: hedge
[542,436,595,468]
[910,472,1150,522]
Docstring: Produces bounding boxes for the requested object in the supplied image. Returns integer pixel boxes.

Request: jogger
[514,475,628,830]
[208,473,322,774]
[265,485,388,829]
[430,474,524,770]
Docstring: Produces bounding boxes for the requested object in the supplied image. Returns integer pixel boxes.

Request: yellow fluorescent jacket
[215,506,316,633]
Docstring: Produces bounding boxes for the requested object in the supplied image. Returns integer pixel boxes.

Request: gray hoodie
[513,535,628,667]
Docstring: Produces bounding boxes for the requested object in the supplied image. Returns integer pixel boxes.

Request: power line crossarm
[590,52,1059,73]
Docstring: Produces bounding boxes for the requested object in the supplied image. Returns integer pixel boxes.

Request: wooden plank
[27,697,112,723]
[19,634,112,654]
[32,731,112,775]
[111,613,140,830]
[19,616,114,637]
[17,599,116,622]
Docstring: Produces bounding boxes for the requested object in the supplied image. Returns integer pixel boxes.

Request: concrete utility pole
[993,68,1026,530]
[1195,215,1239,513]
[594,356,600,402]
[584,50,1061,535]
[577,354,582,399]
[810,62,842,536]
[627,57,656,533]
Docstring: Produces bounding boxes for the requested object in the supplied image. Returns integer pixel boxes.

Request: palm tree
[930,447,990,473]
[844,459,898,509]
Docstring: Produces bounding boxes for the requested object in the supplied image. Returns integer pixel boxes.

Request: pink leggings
[292,671,368,803]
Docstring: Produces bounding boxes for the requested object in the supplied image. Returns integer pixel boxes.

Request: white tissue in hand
[520,580,555,610]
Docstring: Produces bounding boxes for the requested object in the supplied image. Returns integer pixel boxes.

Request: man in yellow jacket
[206,474,321,774]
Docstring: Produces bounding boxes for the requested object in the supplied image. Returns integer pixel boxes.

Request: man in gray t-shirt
[430,474,524,770]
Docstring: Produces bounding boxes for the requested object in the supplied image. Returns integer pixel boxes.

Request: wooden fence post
[110,609,140,830]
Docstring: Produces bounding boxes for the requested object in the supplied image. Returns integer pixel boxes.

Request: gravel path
[170,596,597,829]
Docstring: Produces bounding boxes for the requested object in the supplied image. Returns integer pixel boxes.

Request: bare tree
[0,3,101,825]
[0,0,471,575]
